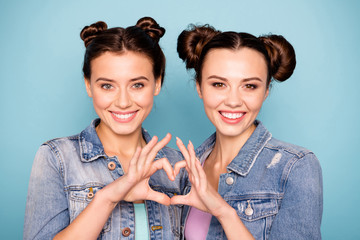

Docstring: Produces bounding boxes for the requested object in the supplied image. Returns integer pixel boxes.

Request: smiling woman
[85,52,162,155]
[173,25,322,240]
[23,17,186,240]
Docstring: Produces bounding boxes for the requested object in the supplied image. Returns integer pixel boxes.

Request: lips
[110,111,138,123]
[219,111,245,124]
[220,111,244,119]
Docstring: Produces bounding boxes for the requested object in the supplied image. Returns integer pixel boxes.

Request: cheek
[243,93,265,111]
[202,88,224,109]
[92,91,114,109]
[133,90,154,108]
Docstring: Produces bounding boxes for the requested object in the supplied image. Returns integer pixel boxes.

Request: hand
[103,133,175,206]
[171,137,230,217]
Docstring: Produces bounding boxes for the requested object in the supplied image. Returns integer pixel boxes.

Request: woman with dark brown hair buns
[173,25,323,239]
[23,17,185,240]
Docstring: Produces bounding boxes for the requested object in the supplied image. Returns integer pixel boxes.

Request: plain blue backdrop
[1,0,359,239]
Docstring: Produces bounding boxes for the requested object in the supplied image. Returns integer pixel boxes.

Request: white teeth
[112,112,135,119]
[220,112,244,119]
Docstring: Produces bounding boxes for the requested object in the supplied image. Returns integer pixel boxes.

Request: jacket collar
[195,120,272,176]
[79,119,164,162]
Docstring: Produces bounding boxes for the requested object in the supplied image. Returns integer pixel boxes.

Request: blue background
[1,0,359,239]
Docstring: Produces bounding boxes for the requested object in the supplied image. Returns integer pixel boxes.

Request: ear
[84,78,92,98]
[264,88,269,100]
[196,81,203,99]
[154,77,162,96]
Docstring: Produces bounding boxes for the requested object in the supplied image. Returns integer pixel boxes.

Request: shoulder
[263,137,322,181]
[34,133,81,168]
[265,137,313,158]
[41,134,80,154]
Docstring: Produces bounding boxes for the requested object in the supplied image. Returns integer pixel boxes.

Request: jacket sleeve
[23,144,69,240]
[269,152,323,240]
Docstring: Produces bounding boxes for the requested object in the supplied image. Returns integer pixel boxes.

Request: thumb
[147,189,171,206]
[170,194,190,206]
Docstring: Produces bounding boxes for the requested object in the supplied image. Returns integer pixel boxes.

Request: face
[197,48,269,139]
[85,51,161,136]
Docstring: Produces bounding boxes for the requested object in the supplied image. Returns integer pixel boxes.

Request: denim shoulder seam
[280,152,316,192]
[41,138,70,186]
[265,139,313,158]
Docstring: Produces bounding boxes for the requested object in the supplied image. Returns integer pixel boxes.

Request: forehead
[90,51,154,79]
[202,48,268,81]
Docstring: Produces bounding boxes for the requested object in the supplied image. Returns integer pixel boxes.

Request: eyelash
[101,84,113,90]
[132,83,144,89]
[212,82,226,88]
[211,83,257,89]
[244,84,257,89]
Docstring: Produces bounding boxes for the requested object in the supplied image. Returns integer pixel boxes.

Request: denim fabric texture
[24,119,186,240]
[181,120,323,240]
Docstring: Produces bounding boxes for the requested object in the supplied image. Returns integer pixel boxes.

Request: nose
[224,88,242,108]
[115,88,132,109]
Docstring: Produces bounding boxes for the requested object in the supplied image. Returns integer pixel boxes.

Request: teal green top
[134,203,149,239]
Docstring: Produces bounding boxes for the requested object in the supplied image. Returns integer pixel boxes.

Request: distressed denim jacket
[181,120,323,240]
[24,119,186,240]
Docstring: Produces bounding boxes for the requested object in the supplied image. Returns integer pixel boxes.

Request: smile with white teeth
[112,112,136,119]
[220,111,244,119]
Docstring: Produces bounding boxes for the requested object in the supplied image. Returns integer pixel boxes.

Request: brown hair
[80,17,166,85]
[177,25,296,87]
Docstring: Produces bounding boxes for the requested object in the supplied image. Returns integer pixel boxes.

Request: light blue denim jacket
[181,120,323,240]
[24,119,186,240]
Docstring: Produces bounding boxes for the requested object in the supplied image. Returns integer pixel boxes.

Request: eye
[244,84,257,89]
[132,82,144,89]
[212,82,226,88]
[101,84,113,90]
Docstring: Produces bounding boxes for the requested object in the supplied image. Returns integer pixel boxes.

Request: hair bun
[177,25,219,70]
[80,21,108,47]
[135,17,165,43]
[259,35,296,82]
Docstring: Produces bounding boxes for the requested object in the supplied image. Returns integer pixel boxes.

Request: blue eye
[132,83,144,89]
[101,84,113,90]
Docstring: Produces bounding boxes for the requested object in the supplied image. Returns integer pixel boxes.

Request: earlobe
[264,88,269,100]
[196,82,203,99]
[154,78,162,96]
[84,78,92,98]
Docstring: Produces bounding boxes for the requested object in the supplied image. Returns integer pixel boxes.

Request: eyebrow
[207,75,264,82]
[95,76,150,83]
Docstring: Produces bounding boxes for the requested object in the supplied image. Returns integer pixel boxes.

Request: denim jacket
[181,120,323,240]
[24,119,186,240]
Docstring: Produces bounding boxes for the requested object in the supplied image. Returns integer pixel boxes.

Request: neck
[210,123,256,169]
[96,122,145,159]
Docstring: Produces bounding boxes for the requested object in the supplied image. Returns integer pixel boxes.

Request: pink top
[184,148,213,240]
[185,207,213,240]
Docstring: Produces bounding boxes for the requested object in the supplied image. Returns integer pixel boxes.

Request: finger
[170,194,191,206]
[173,160,186,177]
[140,135,159,158]
[144,133,172,166]
[148,158,175,181]
[176,137,191,165]
[188,141,200,183]
[137,136,159,167]
[147,189,171,206]
[128,146,142,173]
[195,159,207,193]
[188,140,197,160]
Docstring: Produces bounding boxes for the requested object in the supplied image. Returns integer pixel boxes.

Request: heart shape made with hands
[125,134,202,207]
